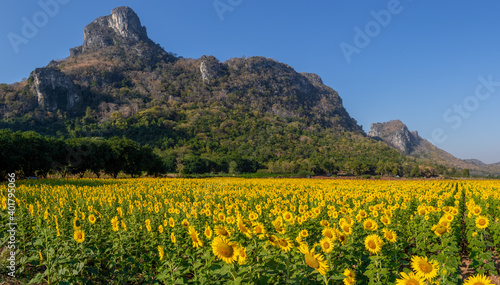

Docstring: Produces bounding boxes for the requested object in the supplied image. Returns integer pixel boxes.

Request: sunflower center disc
[419,261,432,273]
[407,279,419,285]
[305,253,320,269]
[218,243,233,258]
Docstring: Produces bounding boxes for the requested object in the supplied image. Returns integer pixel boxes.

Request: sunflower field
[1,178,499,284]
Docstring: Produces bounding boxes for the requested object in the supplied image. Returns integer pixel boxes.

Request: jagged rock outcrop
[200,56,225,84]
[31,68,80,112]
[71,6,148,55]
[368,120,421,154]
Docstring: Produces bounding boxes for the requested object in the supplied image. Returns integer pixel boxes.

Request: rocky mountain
[368,120,420,154]
[0,6,360,131]
[1,6,398,176]
[369,120,500,176]
[0,6,488,177]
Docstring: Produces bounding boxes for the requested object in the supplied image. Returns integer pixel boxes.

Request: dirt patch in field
[460,252,500,284]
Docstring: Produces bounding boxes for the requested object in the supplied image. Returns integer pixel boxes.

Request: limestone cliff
[31,68,80,112]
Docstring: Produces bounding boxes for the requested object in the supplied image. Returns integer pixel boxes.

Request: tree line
[0,129,471,180]
[0,129,262,180]
[0,129,164,179]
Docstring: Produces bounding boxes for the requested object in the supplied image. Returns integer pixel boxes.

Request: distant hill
[369,120,500,176]
[463,159,485,166]
[0,7,415,176]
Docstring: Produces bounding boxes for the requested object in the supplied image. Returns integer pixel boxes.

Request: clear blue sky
[1,1,499,163]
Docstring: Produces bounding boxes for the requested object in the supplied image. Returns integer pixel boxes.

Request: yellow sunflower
[215,225,231,237]
[248,212,258,221]
[442,213,454,222]
[278,237,294,252]
[364,234,383,254]
[188,226,203,248]
[273,219,286,234]
[237,216,252,237]
[73,216,80,230]
[363,219,378,231]
[204,225,213,239]
[282,211,294,223]
[211,236,239,264]
[395,271,425,285]
[438,219,451,228]
[237,246,247,265]
[181,219,189,228]
[88,214,96,224]
[382,228,397,243]
[475,216,489,229]
[298,244,329,275]
[299,229,309,238]
[341,224,352,235]
[471,205,482,216]
[253,222,267,239]
[170,232,177,244]
[74,229,85,243]
[117,207,123,218]
[268,234,280,247]
[343,268,356,285]
[410,256,439,280]
[169,217,175,228]
[380,215,391,226]
[158,225,164,234]
[111,216,119,232]
[158,245,164,260]
[322,227,336,240]
[337,232,348,245]
[319,237,334,253]
[463,273,493,285]
[431,224,449,236]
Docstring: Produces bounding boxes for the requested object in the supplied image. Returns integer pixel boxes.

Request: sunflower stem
[285,254,291,282]
[45,228,52,285]
[229,264,237,281]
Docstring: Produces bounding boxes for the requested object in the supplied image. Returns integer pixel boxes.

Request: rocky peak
[71,6,148,55]
[368,120,421,154]
[108,7,147,40]
[31,68,80,112]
